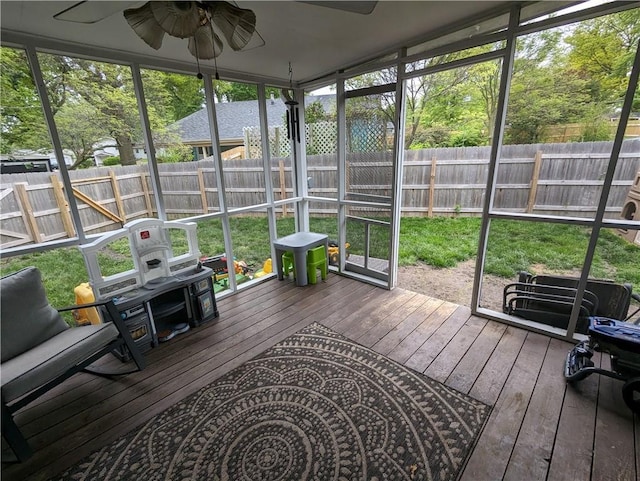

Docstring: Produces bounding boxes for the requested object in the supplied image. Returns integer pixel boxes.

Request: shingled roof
[170,94,334,143]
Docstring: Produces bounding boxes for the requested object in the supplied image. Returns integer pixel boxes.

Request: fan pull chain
[194,38,203,79]
[209,21,220,80]
[289,62,293,88]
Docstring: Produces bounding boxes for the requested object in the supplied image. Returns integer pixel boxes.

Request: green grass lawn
[2,216,638,311]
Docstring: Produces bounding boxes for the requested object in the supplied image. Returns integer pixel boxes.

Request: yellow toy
[253,258,273,278]
[328,242,350,266]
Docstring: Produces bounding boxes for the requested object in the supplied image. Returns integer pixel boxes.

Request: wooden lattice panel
[244,122,339,159]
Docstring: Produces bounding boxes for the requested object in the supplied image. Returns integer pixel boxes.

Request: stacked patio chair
[502,271,640,414]
[502,271,639,334]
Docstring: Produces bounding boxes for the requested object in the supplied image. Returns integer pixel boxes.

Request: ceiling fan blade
[54,1,137,23]
[209,1,256,51]
[188,22,224,59]
[150,1,201,38]
[298,1,378,15]
[124,2,165,50]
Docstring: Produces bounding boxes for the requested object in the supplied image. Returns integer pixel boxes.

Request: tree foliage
[505,30,590,144]
[213,80,279,103]
[0,48,49,153]
[54,100,106,169]
[1,7,638,163]
[157,71,204,121]
[566,10,640,108]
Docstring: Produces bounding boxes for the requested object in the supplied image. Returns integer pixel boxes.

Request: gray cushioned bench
[1,267,145,462]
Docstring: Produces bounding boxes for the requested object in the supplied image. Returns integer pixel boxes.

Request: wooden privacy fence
[400,142,640,217]
[544,120,640,144]
[1,140,639,249]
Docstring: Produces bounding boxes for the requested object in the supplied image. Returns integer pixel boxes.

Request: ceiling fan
[124,1,256,60]
[53,1,378,61]
[54,1,259,60]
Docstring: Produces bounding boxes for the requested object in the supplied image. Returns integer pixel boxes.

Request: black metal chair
[503,271,640,333]
[1,267,146,462]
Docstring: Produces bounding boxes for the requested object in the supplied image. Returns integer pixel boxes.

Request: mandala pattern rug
[59,323,490,481]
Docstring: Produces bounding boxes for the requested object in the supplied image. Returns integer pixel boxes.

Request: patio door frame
[334,74,406,289]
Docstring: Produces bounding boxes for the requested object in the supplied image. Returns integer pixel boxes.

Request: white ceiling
[0,1,510,85]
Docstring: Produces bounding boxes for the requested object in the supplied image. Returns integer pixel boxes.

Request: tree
[468,59,502,141]
[153,71,204,122]
[55,58,144,165]
[157,143,194,163]
[405,59,474,149]
[0,47,49,153]
[505,30,589,144]
[212,80,279,103]
[54,100,106,169]
[565,9,640,111]
[305,101,333,123]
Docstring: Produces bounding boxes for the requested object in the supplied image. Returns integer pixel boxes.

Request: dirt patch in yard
[397,261,640,321]
[397,258,507,311]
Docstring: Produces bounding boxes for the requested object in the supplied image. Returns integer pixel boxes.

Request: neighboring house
[170,94,334,160]
[93,139,147,166]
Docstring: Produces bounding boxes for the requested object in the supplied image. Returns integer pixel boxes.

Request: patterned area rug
[59,323,490,481]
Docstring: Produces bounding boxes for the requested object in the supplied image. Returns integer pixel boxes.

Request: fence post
[14,182,42,243]
[50,175,75,238]
[140,172,153,216]
[527,150,543,213]
[274,126,281,157]
[279,159,287,216]
[197,168,209,214]
[244,130,251,159]
[428,156,437,218]
[109,170,127,221]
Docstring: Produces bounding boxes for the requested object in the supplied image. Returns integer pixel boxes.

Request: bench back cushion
[1,267,69,362]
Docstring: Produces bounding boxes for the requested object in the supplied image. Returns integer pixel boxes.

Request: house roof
[171,94,335,143]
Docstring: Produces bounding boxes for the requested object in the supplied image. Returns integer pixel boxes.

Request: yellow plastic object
[73,283,101,325]
[263,258,272,274]
[282,251,296,278]
[254,258,273,278]
[328,242,350,265]
[306,245,327,285]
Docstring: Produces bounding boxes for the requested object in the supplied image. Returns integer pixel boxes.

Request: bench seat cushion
[1,322,119,403]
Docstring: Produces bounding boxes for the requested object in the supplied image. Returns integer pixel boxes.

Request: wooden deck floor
[2,273,638,481]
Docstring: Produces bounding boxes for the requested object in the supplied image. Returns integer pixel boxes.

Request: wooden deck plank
[387,301,459,365]
[332,288,417,338]
[446,320,507,394]
[502,338,570,481]
[459,332,550,481]
[404,304,471,373]
[355,290,432,348]
[547,351,602,481]
[591,356,637,481]
[371,296,444,356]
[424,315,487,383]
[468,326,528,406]
[315,282,385,329]
[3,275,638,481]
